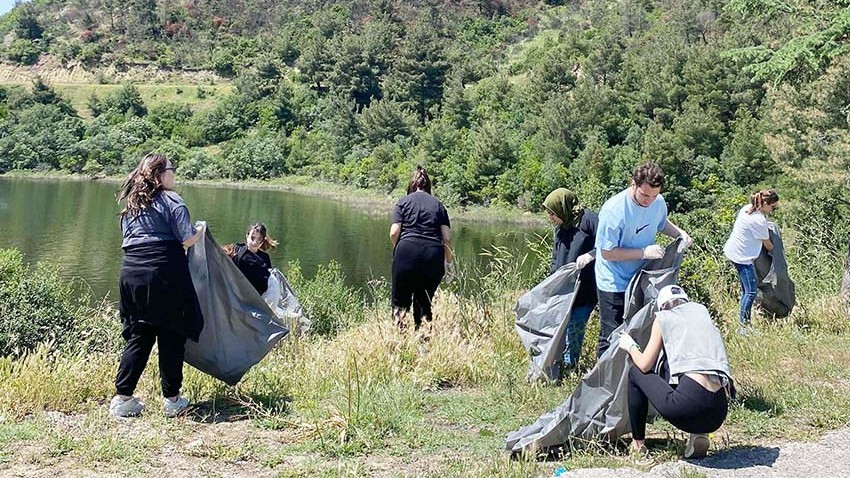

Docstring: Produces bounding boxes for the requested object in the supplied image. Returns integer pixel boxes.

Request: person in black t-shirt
[224,223,278,294]
[390,166,453,332]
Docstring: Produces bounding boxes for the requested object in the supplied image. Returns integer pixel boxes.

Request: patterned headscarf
[543,188,584,230]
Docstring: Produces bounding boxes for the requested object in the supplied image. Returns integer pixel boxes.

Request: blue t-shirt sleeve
[596,212,622,251]
[656,197,668,232]
[170,204,194,243]
[162,192,193,243]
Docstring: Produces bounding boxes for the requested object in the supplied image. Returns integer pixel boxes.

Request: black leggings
[628,367,728,440]
[391,239,444,327]
[115,322,187,398]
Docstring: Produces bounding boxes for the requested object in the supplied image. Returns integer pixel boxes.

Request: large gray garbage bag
[754,223,795,318]
[514,264,581,383]
[186,226,289,386]
[505,240,683,454]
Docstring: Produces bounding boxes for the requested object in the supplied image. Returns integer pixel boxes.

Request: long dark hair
[224,222,279,258]
[116,153,170,217]
[247,223,278,252]
[407,165,432,194]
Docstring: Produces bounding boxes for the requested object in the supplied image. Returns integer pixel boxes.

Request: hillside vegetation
[0,1,845,213]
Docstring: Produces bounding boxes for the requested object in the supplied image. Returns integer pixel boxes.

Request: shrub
[6,38,40,65]
[147,102,193,138]
[285,260,366,337]
[219,132,287,180]
[0,249,116,356]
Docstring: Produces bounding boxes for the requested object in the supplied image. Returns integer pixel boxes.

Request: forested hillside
[0,0,848,216]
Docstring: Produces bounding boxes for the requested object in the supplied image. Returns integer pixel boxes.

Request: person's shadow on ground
[691,445,780,469]
[188,392,291,424]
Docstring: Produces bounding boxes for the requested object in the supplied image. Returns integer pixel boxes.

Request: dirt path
[564,427,850,477]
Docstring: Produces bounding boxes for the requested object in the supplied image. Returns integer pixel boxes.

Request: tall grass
[1,227,850,475]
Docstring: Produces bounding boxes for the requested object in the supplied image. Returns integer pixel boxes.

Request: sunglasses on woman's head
[165,166,177,172]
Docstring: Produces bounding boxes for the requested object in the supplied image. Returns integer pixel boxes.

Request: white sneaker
[109,395,144,418]
[163,395,189,418]
[684,433,710,459]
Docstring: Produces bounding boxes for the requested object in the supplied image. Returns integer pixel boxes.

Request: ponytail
[260,233,279,252]
[407,165,432,194]
[749,189,779,214]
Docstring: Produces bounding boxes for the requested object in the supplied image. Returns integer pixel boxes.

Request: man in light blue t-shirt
[593,163,693,357]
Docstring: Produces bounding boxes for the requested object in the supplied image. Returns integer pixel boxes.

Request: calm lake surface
[0,177,542,302]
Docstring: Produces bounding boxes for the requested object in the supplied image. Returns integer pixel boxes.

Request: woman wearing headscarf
[542,188,598,376]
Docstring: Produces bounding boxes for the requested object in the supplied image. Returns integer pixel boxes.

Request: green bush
[0,249,117,356]
[6,38,40,65]
[219,131,288,180]
[285,260,366,337]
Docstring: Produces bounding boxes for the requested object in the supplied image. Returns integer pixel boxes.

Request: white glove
[642,244,664,260]
[576,252,594,269]
[618,333,638,353]
[444,260,454,284]
[194,220,207,234]
[677,229,693,252]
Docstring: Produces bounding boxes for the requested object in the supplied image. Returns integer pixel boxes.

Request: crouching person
[619,285,734,459]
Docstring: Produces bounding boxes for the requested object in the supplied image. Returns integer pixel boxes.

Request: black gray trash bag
[754,222,795,318]
[262,268,311,336]
[515,264,582,383]
[186,225,289,386]
[505,240,683,454]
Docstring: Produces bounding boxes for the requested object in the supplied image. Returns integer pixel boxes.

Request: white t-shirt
[723,205,769,264]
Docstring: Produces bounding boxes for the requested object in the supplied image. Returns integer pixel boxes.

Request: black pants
[392,239,445,327]
[597,290,625,357]
[115,322,187,398]
[628,367,728,440]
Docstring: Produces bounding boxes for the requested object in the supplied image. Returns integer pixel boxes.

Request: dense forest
[0,0,848,219]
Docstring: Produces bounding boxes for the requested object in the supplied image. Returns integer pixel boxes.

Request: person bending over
[723,189,779,335]
[619,285,734,459]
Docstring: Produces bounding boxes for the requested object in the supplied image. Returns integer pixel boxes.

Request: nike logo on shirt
[635,224,650,234]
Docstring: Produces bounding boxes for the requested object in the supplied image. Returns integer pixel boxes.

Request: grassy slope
[1,279,849,477]
[0,81,233,119]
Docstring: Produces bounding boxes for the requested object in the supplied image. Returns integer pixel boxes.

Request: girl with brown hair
[224,223,279,294]
[110,153,205,418]
[722,189,780,334]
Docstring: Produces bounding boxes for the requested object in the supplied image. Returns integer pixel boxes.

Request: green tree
[721,109,775,186]
[97,84,147,119]
[384,19,449,123]
[357,100,416,148]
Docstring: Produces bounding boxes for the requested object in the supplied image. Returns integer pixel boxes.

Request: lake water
[0,177,542,301]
